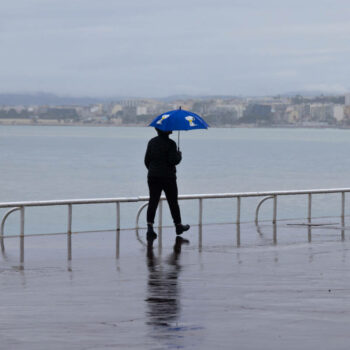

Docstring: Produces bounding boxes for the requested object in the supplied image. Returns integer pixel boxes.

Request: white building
[333,105,344,122]
[233,104,245,118]
[90,104,103,114]
[136,106,148,115]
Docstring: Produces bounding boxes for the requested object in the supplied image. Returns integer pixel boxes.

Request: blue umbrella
[149,107,209,149]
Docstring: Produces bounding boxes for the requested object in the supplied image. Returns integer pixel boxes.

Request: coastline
[1,119,350,129]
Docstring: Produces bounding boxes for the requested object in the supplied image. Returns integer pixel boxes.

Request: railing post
[273,195,277,224]
[68,204,72,234]
[116,202,120,259]
[236,197,241,224]
[199,198,203,226]
[272,195,277,243]
[308,193,312,223]
[307,194,312,242]
[341,192,345,240]
[341,192,345,220]
[20,206,25,264]
[116,202,120,231]
[199,199,203,251]
[67,204,72,261]
[198,224,203,252]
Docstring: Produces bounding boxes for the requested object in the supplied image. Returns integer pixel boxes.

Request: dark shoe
[147,225,157,241]
[176,224,190,235]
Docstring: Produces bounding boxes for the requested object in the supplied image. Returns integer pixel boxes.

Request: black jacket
[144,134,182,178]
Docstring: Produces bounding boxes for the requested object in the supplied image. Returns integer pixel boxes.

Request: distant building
[136,106,148,115]
[285,105,301,123]
[111,104,123,115]
[241,104,272,123]
[233,104,245,119]
[120,100,137,107]
[333,105,344,122]
[344,106,350,121]
[286,104,311,123]
[345,94,350,106]
[271,103,288,123]
[310,104,334,122]
[90,104,104,115]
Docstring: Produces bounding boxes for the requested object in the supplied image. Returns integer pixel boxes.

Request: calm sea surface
[1,125,350,234]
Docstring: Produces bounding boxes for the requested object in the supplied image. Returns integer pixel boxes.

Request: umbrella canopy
[149,108,209,131]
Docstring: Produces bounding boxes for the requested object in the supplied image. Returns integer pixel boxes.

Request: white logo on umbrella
[185,116,196,127]
[157,114,170,124]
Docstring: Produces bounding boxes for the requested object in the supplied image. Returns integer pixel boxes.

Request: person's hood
[155,128,172,137]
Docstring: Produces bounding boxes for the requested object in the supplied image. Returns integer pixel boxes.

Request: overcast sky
[1,0,350,97]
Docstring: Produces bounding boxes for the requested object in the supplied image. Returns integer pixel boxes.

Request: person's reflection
[145,236,189,328]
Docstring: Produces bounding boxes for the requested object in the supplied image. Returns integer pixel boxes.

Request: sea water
[1,125,350,235]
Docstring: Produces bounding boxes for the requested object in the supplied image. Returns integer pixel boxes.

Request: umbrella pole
[177,131,180,151]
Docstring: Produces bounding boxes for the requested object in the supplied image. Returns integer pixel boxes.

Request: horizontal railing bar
[0,197,140,208]
[175,188,350,200]
[1,188,350,208]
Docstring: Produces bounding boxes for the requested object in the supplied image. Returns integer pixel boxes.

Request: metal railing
[1,187,349,263]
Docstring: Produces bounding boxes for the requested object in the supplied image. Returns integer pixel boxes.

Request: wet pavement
[1,221,350,349]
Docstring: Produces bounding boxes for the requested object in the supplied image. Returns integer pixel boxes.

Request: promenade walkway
[1,221,350,349]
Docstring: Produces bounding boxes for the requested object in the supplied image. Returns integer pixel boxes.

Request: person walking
[144,128,190,240]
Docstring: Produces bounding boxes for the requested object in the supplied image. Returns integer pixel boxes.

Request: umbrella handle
[177,131,180,151]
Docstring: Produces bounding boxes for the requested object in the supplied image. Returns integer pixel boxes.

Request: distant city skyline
[2,0,350,97]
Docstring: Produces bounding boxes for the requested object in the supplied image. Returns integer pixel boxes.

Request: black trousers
[147,176,181,225]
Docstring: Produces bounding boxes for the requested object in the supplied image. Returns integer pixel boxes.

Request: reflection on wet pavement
[1,222,350,349]
[145,237,190,347]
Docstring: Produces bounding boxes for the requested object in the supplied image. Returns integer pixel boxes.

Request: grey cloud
[1,0,350,96]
